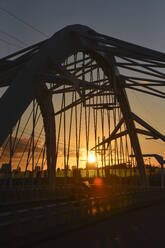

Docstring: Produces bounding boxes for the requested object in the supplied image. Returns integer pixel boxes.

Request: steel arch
[0,24,149,187]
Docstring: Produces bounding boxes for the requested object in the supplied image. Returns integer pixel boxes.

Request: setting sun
[88,153,96,163]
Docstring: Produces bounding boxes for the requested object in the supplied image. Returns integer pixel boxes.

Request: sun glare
[88,153,96,163]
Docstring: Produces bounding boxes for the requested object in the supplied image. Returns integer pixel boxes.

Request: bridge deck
[35,201,165,248]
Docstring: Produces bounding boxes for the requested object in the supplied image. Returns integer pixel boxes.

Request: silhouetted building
[0,163,11,174]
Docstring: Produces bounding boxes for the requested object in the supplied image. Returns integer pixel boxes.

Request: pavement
[33,201,165,248]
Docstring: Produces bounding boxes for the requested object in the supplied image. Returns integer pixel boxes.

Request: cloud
[0,136,44,167]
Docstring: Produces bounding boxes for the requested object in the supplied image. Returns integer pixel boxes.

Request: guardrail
[0,184,163,204]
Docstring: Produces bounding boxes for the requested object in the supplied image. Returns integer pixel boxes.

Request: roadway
[1,188,165,247]
[33,201,165,248]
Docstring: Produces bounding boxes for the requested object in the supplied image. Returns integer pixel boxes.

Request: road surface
[33,201,165,248]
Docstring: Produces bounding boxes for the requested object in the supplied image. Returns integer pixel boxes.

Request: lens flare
[93,177,103,186]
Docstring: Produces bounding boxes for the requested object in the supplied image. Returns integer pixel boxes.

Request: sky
[0,0,165,165]
[0,0,165,54]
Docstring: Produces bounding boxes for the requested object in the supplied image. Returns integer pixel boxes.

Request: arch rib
[100,53,147,186]
[0,25,93,146]
[0,24,148,187]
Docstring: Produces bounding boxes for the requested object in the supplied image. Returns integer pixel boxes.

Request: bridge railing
[0,187,165,227]
[0,184,164,204]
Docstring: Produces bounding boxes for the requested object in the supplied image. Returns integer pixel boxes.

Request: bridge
[1,24,165,247]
